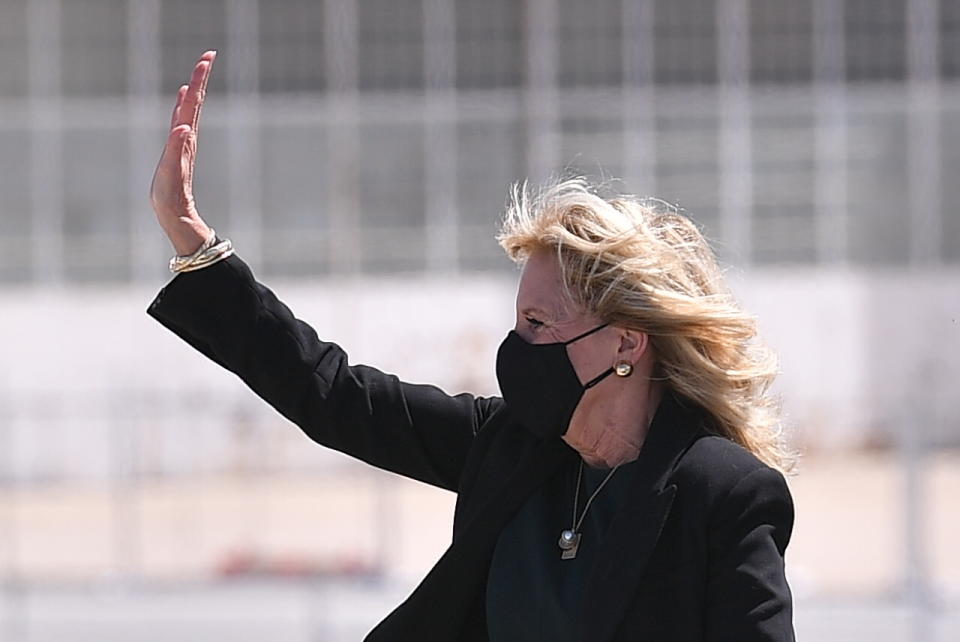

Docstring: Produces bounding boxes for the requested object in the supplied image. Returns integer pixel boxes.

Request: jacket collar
[624,390,706,492]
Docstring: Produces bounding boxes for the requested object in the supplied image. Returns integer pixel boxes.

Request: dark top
[487,459,641,641]
[147,254,796,641]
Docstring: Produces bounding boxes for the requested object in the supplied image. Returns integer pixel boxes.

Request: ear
[614,326,650,366]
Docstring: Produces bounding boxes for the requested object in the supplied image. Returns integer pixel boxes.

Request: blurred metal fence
[0,0,957,284]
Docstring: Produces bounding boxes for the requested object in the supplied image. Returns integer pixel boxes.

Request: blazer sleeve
[703,465,796,642]
[146,254,499,492]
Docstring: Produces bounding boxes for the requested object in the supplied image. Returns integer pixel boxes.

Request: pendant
[558,529,581,560]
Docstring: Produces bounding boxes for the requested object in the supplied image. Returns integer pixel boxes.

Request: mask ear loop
[563,323,615,389]
[582,366,615,389]
[562,322,609,345]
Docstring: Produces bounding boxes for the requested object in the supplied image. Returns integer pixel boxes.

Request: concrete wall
[0,266,958,480]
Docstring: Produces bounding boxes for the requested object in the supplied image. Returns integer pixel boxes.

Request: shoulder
[670,434,794,543]
[674,433,774,491]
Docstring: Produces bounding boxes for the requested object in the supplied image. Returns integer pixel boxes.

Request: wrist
[165,219,213,256]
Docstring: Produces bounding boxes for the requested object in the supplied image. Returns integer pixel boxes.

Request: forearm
[146,253,479,490]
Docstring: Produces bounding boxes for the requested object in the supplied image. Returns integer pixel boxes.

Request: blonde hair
[498,178,794,473]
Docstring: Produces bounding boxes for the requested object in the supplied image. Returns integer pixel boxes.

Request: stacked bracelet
[169,229,235,273]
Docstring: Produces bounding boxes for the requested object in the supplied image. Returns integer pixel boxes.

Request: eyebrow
[520,305,552,318]
[522,303,575,323]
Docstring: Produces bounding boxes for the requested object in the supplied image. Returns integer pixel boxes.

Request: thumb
[151,124,196,215]
[176,124,197,184]
[166,124,193,164]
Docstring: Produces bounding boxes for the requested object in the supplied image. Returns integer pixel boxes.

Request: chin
[578,450,611,468]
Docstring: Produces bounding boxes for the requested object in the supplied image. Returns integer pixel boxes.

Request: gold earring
[615,362,633,377]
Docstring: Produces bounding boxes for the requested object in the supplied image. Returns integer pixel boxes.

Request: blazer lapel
[581,394,704,642]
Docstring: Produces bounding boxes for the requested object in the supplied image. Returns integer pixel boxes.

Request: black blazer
[148,255,795,642]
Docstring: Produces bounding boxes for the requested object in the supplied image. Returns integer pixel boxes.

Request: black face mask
[495,323,615,440]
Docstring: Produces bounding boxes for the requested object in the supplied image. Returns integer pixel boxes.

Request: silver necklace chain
[571,459,620,534]
[558,459,620,559]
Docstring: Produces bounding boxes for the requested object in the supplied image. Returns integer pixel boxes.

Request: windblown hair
[498,178,794,473]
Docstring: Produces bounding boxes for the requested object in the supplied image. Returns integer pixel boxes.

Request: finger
[176,58,210,129]
[176,50,217,133]
[193,51,216,132]
[170,85,188,131]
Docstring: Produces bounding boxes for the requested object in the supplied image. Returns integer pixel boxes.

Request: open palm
[150,50,217,256]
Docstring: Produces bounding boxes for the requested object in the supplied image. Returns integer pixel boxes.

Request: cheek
[565,344,609,385]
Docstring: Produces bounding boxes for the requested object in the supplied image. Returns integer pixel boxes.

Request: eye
[525,316,545,329]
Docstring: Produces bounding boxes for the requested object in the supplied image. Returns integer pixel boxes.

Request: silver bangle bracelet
[169,230,234,273]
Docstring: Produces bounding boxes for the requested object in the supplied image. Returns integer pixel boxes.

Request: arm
[146,52,493,491]
[704,466,796,642]
[148,253,493,491]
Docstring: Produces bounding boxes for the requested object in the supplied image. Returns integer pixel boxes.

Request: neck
[565,380,665,468]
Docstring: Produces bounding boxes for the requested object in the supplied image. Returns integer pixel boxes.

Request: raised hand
[150,50,217,256]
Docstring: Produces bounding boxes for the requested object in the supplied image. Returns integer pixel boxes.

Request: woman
[149,51,795,641]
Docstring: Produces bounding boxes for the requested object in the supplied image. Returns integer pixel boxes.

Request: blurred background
[0,0,958,640]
